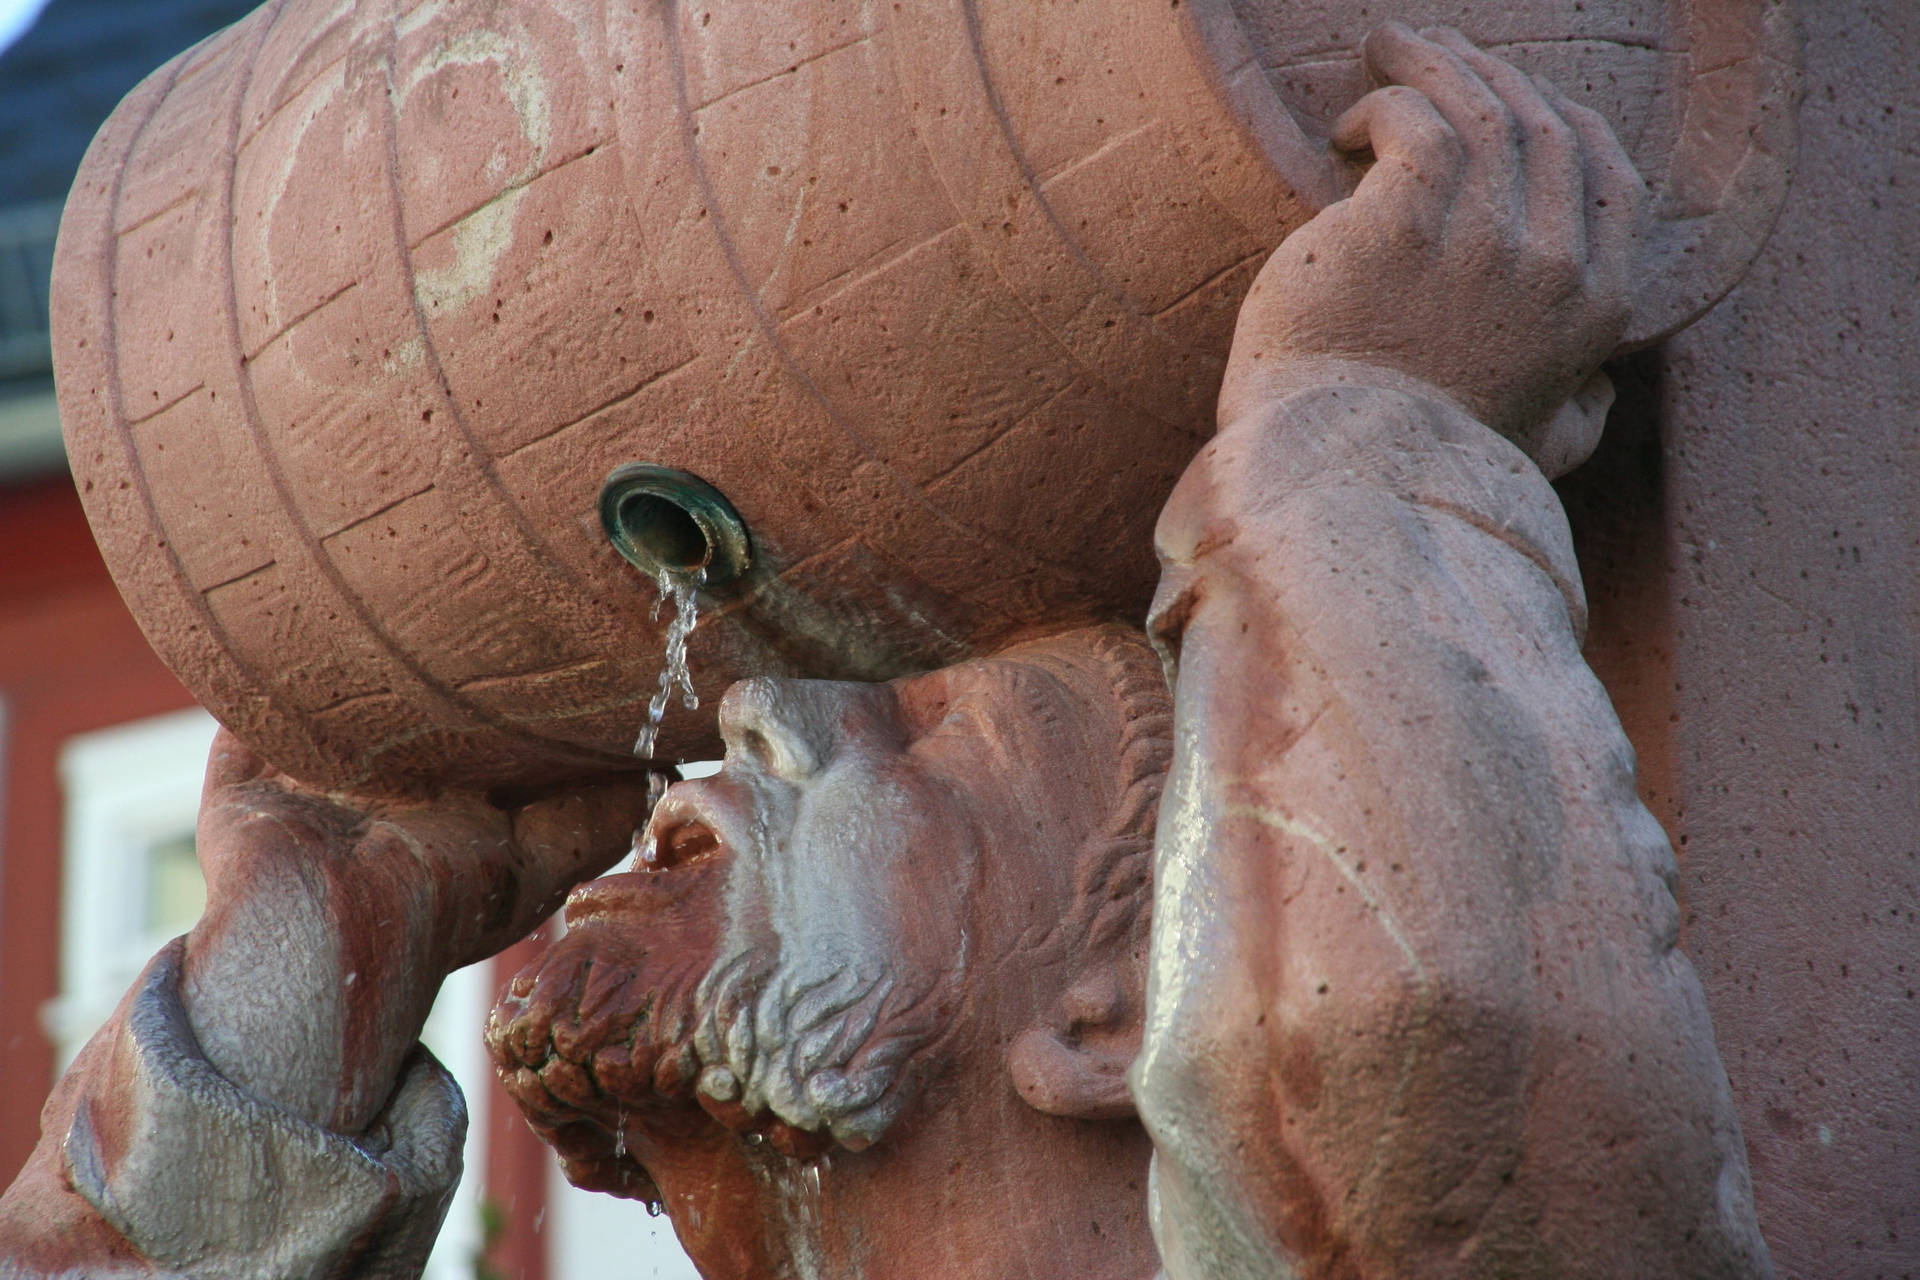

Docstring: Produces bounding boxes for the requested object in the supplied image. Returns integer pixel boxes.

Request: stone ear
[1007,966,1141,1120]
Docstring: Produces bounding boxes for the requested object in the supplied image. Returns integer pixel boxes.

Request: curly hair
[994,625,1173,960]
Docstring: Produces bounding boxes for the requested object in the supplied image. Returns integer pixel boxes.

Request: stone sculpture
[2,2,1801,1277]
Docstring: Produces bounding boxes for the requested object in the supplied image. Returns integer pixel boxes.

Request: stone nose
[718,677,827,779]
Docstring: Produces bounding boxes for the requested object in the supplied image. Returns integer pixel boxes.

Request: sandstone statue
[491,626,1170,1278]
[0,3,1800,1277]
[45,0,1792,788]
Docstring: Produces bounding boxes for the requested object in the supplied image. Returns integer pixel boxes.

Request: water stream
[744,1150,832,1280]
[634,566,705,758]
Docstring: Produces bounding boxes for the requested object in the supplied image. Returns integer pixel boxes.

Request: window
[49,707,218,1069]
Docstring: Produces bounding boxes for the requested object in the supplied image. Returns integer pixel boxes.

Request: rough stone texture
[0,734,651,1278]
[1562,4,1918,1273]
[475,22,1784,1272]
[25,0,1904,1273]
[52,0,1791,792]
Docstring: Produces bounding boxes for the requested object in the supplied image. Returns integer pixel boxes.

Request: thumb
[1522,367,1615,480]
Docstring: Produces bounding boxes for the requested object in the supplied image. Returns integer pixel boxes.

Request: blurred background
[0,3,697,1275]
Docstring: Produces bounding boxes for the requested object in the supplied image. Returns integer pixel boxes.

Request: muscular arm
[1129,26,1769,1280]
[1135,381,1764,1278]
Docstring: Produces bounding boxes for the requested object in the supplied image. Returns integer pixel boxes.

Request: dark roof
[0,0,260,207]
[0,0,260,408]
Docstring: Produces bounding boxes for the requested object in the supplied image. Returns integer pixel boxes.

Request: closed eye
[932,698,993,739]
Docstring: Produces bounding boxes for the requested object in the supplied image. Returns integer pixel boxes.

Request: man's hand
[182,730,656,1134]
[1219,23,1648,470]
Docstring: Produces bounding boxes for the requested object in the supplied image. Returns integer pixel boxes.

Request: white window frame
[49,707,219,1070]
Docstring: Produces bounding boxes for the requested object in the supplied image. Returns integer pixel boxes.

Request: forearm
[177,763,615,1135]
[180,804,447,1134]
[1148,383,1604,918]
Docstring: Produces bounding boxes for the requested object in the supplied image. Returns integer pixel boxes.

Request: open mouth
[641,799,726,872]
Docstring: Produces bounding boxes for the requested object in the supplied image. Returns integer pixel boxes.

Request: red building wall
[0,475,195,1182]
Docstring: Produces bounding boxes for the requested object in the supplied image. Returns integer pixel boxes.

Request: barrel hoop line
[654,3,1088,601]
[100,11,311,763]
[211,0,626,776]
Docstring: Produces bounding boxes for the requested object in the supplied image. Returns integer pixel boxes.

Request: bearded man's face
[489,662,1027,1177]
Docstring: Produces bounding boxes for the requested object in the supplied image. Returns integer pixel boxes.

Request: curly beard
[685,932,944,1149]
[486,861,948,1194]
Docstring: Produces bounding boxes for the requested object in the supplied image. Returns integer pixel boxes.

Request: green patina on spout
[598,463,752,587]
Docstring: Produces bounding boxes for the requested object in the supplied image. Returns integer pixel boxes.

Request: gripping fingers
[1331,84,1465,244]
[1424,28,1586,277]
[1529,73,1647,301]
[201,727,273,795]
[1362,23,1522,229]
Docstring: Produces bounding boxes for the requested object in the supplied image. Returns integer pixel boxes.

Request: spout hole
[598,463,751,586]
[618,492,710,574]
